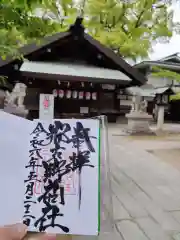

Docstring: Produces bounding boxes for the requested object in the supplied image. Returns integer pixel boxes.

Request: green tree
[0,0,71,58]
[84,0,174,60]
[0,0,177,61]
[152,67,180,82]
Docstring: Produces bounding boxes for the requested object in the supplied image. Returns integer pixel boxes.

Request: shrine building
[0,17,147,122]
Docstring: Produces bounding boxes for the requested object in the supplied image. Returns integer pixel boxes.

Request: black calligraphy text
[24,120,96,233]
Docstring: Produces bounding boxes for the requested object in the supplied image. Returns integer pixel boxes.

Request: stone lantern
[154,87,174,131]
[155,93,170,106]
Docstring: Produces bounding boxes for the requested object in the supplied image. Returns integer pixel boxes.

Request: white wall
[147,74,173,87]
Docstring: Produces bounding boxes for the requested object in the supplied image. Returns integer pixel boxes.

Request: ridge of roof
[158,53,180,62]
[134,60,180,68]
[0,17,147,86]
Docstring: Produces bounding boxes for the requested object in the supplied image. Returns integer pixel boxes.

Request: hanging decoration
[92,92,97,100]
[72,91,78,99]
[52,89,96,100]
[66,90,72,99]
[79,91,84,99]
[59,90,64,98]
[85,92,91,100]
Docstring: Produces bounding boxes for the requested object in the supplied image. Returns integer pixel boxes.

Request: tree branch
[135,0,149,28]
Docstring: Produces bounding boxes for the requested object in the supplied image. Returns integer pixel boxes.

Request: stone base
[4,104,29,118]
[125,111,154,135]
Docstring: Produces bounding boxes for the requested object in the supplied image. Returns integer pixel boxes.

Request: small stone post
[157,106,165,131]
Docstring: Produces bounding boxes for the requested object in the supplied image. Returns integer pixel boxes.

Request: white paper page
[0,110,31,226]
[25,119,100,236]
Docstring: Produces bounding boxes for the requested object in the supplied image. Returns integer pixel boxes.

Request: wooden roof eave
[20,71,132,86]
[0,17,147,86]
[0,31,71,68]
[83,33,147,86]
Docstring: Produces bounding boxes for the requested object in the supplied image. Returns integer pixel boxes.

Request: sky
[150,2,180,60]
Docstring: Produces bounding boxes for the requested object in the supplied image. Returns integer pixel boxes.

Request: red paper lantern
[79,91,84,99]
[59,90,64,98]
[85,92,91,100]
[66,90,71,99]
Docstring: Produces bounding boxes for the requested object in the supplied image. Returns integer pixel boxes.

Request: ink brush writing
[78,168,81,210]
[76,136,82,210]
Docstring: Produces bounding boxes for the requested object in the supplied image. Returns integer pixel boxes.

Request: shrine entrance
[0,17,147,121]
